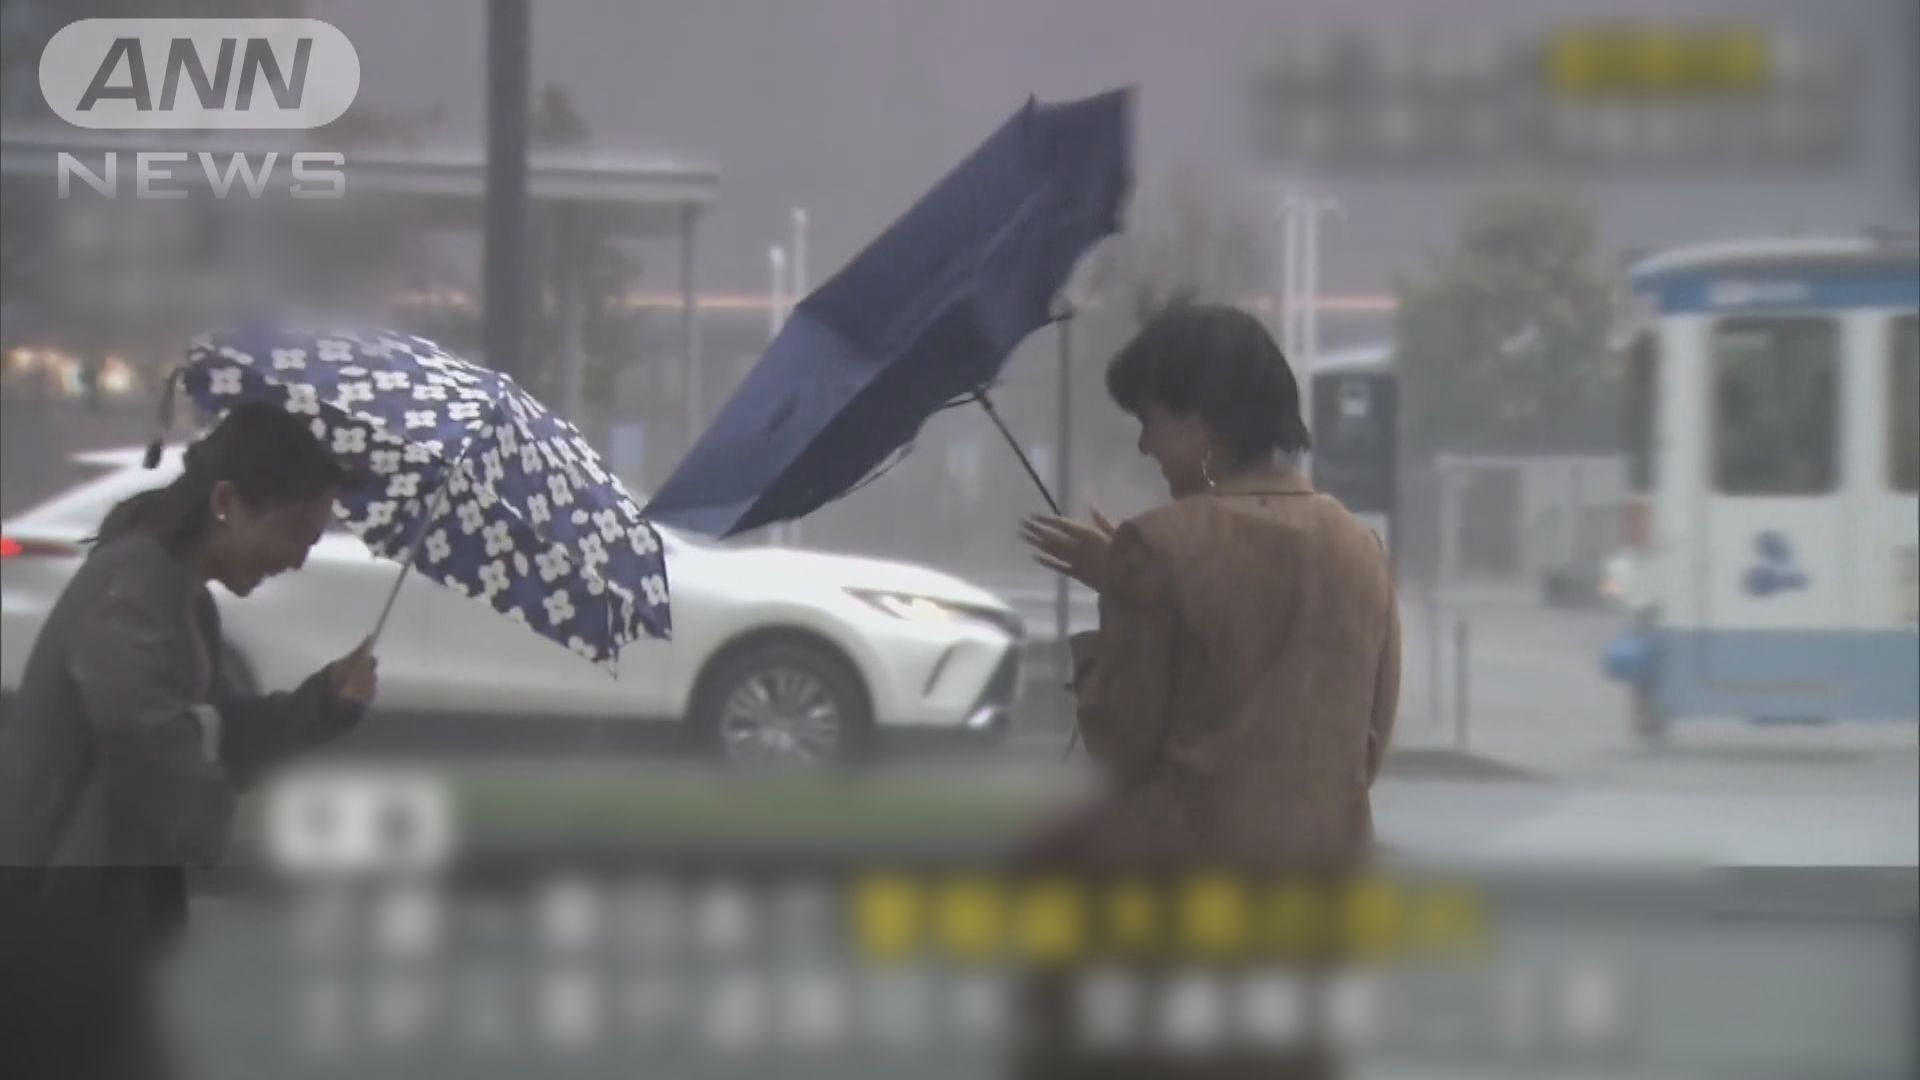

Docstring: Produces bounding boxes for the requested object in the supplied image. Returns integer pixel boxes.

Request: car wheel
[691,638,873,766]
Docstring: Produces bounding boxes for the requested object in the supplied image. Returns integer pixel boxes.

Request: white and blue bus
[1603,234,1920,738]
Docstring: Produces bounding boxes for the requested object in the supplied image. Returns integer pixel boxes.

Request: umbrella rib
[971,391,1062,515]
[368,437,478,648]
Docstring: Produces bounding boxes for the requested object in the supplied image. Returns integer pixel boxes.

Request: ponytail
[89,401,349,556]
[90,441,219,554]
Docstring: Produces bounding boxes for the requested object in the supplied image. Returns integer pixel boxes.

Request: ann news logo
[38,19,359,199]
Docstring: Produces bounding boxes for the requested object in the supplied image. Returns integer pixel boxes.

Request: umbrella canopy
[174,327,672,665]
[645,88,1133,538]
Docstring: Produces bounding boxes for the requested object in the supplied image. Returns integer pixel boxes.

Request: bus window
[1621,331,1658,492]
[1890,316,1919,493]
[1711,317,1839,496]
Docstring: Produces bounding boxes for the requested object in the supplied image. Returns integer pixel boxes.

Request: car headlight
[845,589,1025,639]
[849,589,961,622]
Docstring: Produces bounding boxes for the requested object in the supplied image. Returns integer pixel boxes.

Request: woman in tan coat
[1022,303,1400,870]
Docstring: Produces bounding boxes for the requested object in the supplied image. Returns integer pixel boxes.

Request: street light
[1275,186,1341,429]
[790,207,809,307]
[768,244,788,340]
[778,209,811,548]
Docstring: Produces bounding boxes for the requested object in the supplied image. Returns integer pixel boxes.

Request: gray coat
[0,529,363,940]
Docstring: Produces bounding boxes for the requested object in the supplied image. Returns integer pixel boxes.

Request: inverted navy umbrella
[645,88,1133,538]
[158,326,672,667]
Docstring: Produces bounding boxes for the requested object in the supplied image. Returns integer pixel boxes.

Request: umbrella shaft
[370,459,461,648]
[973,392,1062,516]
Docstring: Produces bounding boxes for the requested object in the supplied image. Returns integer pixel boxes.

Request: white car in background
[1,449,1024,762]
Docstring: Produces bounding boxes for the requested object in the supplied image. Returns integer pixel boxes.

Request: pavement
[992,579,1919,869]
[998,581,1625,774]
[299,577,1915,869]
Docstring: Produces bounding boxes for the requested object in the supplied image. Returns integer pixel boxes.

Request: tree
[531,85,590,148]
[1391,185,1618,456]
[527,84,645,446]
[1058,174,1278,498]
[572,241,645,448]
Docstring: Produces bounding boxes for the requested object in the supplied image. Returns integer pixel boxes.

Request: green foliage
[1392,185,1618,455]
[1063,174,1277,484]
[528,84,643,442]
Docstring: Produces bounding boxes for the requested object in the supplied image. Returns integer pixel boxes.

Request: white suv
[2,448,1024,762]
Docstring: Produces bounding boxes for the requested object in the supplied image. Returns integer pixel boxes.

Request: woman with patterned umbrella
[169,325,673,662]
[0,402,379,1080]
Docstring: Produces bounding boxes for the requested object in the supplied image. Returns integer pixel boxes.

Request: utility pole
[790,208,809,302]
[784,208,809,547]
[1053,313,1073,673]
[768,244,788,340]
[1275,187,1340,434]
[483,0,531,380]
[1277,187,1300,362]
[767,244,790,547]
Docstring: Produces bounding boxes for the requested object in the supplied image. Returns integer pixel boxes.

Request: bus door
[1700,314,1852,708]
[1858,313,1920,715]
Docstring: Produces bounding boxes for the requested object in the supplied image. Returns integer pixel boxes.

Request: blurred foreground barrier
[852,873,1488,966]
[265,766,457,877]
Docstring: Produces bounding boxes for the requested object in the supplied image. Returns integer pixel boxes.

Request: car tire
[689,637,874,766]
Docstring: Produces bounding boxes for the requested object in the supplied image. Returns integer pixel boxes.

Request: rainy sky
[16,0,1908,297]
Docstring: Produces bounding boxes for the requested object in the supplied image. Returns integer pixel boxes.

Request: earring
[1201,449,1218,492]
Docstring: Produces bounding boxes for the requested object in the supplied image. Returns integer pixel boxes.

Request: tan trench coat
[1066,462,1401,870]
[1008,464,1401,1078]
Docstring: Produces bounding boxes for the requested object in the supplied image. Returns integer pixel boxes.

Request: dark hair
[1105,302,1312,462]
[93,403,352,554]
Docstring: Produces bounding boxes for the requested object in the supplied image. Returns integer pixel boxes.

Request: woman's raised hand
[1020,506,1116,592]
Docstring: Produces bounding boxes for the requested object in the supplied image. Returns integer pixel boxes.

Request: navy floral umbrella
[163,326,671,667]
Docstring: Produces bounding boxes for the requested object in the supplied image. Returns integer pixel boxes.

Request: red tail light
[0,536,80,560]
